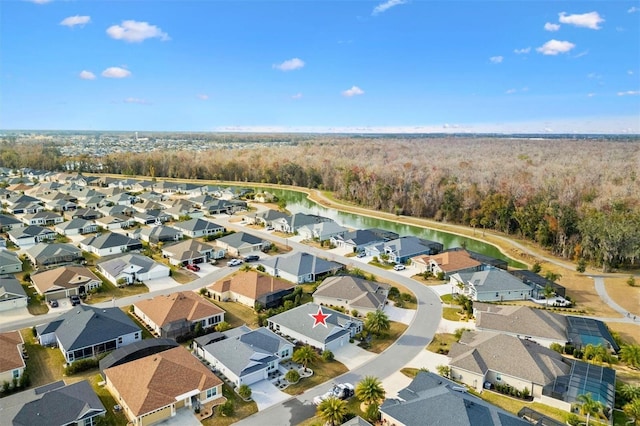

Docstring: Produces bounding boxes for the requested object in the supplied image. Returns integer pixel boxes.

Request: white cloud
[79,70,96,80]
[342,86,364,97]
[372,0,407,16]
[123,97,149,104]
[291,93,303,99]
[536,39,576,55]
[573,50,589,58]
[628,6,639,13]
[544,22,561,32]
[196,94,209,100]
[60,15,91,27]
[490,56,503,64]
[101,67,131,78]
[617,90,640,96]
[106,20,170,43]
[514,47,531,54]
[505,89,517,94]
[273,58,305,71]
[628,70,634,75]
[587,93,596,97]
[558,11,604,30]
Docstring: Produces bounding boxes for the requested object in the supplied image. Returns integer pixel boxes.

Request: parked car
[313,383,355,405]
[393,264,406,271]
[186,263,200,272]
[228,258,243,267]
[49,299,59,308]
[243,254,260,262]
[266,226,275,231]
[356,252,366,258]
[69,295,81,306]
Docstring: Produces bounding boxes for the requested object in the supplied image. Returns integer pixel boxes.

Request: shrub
[531,262,542,273]
[322,350,334,362]
[217,400,234,417]
[64,358,99,375]
[388,287,400,299]
[238,384,252,400]
[576,259,587,273]
[565,413,581,426]
[573,349,583,359]
[351,309,359,318]
[627,275,636,287]
[550,343,564,354]
[256,265,265,272]
[285,369,300,384]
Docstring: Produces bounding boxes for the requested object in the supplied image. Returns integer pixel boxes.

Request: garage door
[141,406,172,426]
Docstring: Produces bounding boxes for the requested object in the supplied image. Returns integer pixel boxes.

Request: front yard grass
[368,259,393,270]
[84,270,149,304]
[21,328,65,387]
[206,298,260,329]
[426,333,457,354]
[298,396,368,426]
[367,321,408,354]
[201,384,258,426]
[283,359,349,396]
[442,307,464,321]
[22,282,49,315]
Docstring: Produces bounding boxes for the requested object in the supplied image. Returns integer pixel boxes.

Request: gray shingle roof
[97,253,163,277]
[171,218,224,232]
[80,232,141,250]
[313,276,388,309]
[455,268,533,294]
[12,380,106,426]
[0,275,27,298]
[8,225,55,239]
[260,252,343,278]
[25,243,82,262]
[217,232,264,247]
[475,304,568,341]
[36,305,140,351]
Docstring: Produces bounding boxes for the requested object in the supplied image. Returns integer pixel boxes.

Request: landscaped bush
[64,358,99,375]
[285,369,300,384]
[238,384,252,400]
[217,400,234,417]
[322,350,334,362]
[550,343,564,354]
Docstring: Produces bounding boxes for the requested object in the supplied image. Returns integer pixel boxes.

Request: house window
[496,374,501,381]
[12,369,20,379]
[118,337,123,344]
[135,332,140,339]
[206,387,217,399]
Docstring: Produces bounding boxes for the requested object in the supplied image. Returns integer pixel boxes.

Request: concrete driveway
[333,343,376,370]
[385,304,415,325]
[145,276,182,292]
[153,407,201,426]
[250,380,291,411]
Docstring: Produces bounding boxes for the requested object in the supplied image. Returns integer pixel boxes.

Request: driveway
[153,407,201,426]
[250,380,291,411]
[333,343,376,370]
[384,304,415,325]
[144,276,183,292]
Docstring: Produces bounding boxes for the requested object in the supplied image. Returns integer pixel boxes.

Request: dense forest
[2,136,640,271]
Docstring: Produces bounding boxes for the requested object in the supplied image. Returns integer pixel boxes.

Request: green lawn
[426,333,457,354]
[21,328,65,387]
[125,308,156,339]
[368,321,408,354]
[22,282,49,315]
[85,270,149,304]
[201,384,258,426]
[283,359,349,396]
[88,374,129,426]
[442,307,463,321]
[368,260,393,270]
[206,298,260,329]
[440,294,459,305]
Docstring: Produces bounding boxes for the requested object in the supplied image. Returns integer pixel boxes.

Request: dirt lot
[604,277,640,317]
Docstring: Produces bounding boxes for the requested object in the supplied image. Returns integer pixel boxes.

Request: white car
[228,259,243,267]
[393,264,406,271]
[313,383,355,405]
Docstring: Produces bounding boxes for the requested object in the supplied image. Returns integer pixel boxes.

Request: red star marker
[309,306,331,328]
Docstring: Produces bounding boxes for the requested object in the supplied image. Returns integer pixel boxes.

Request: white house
[97,253,171,285]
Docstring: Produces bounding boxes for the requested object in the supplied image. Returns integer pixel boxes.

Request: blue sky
[1,0,639,133]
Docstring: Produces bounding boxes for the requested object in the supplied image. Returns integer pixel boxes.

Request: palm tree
[620,344,640,369]
[365,310,390,336]
[316,396,348,426]
[576,393,603,426]
[292,345,317,373]
[542,284,555,306]
[623,398,640,426]
[356,376,386,408]
[583,344,611,365]
[544,271,562,282]
[620,384,640,402]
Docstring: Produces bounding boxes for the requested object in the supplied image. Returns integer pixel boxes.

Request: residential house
[258,252,344,284]
[54,218,98,236]
[11,380,106,426]
[132,200,165,214]
[510,269,567,299]
[24,243,83,269]
[95,214,134,231]
[330,229,387,253]
[411,249,483,278]
[152,180,178,194]
[366,228,399,241]
[0,250,22,274]
[7,225,57,248]
[36,305,142,363]
[165,203,204,220]
[171,218,225,238]
[98,204,134,217]
[0,214,23,232]
[103,192,137,206]
[80,195,106,210]
[21,211,64,226]
[448,331,616,414]
[247,209,289,227]
[380,371,529,426]
[198,326,294,386]
[449,267,532,302]
[103,346,224,426]
[208,271,296,309]
[0,331,25,385]
[133,291,225,339]
[132,209,171,225]
[297,221,349,242]
[97,253,170,285]
[0,275,28,312]
[175,183,204,196]
[135,225,183,244]
[474,303,619,352]
[7,201,44,215]
[215,232,269,256]
[313,275,390,315]
[364,236,443,264]
[30,266,102,301]
[65,208,102,221]
[272,212,333,234]
[79,232,142,257]
[267,303,363,351]
[202,199,234,215]
[137,190,166,202]
[449,247,509,271]
[4,193,40,209]
[161,239,224,266]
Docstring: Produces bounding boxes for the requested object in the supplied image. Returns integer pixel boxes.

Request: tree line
[2,136,639,271]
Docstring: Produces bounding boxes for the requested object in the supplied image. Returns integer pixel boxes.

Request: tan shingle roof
[134,291,224,327]
[31,266,101,293]
[104,346,222,417]
[475,304,568,341]
[413,250,481,272]
[0,331,24,373]
[313,275,388,309]
[208,271,295,300]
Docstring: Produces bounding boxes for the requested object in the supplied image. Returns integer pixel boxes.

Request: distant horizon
[1,1,638,133]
